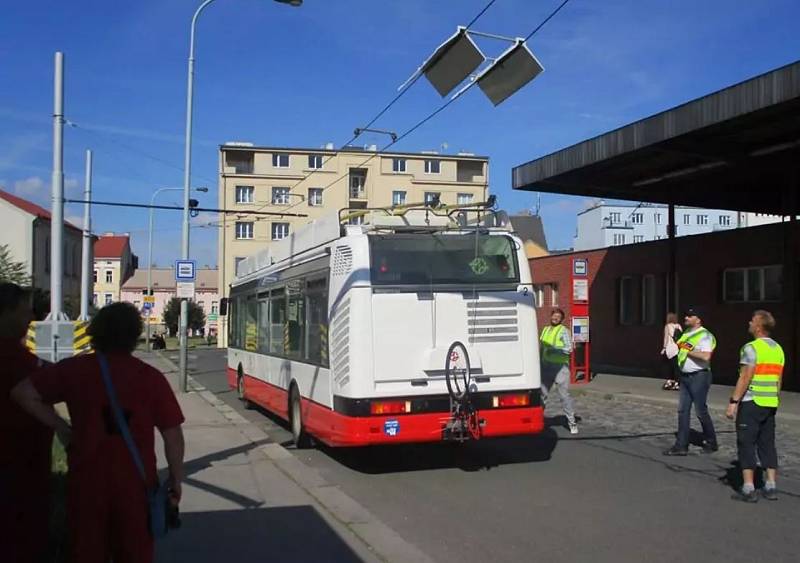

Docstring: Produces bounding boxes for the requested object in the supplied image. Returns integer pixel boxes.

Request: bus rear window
[369,233,519,285]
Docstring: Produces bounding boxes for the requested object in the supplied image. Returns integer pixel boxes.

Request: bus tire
[289,385,312,449]
[237,367,253,410]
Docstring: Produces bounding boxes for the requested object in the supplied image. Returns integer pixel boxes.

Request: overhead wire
[251,0,500,214]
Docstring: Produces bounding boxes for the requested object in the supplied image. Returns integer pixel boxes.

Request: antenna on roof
[534,192,541,216]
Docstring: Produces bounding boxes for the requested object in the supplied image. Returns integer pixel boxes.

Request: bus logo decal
[384,419,400,437]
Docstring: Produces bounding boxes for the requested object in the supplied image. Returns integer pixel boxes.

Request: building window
[532,285,545,308]
[104,293,113,305]
[613,233,626,245]
[392,191,406,206]
[457,193,474,205]
[105,270,113,283]
[633,235,644,243]
[719,215,731,227]
[609,212,621,223]
[308,154,323,169]
[235,222,254,240]
[683,214,690,225]
[697,214,708,226]
[272,187,290,205]
[424,160,441,174]
[93,270,98,283]
[227,151,254,174]
[723,265,782,303]
[308,188,323,206]
[272,153,289,168]
[212,301,218,314]
[618,276,635,325]
[234,257,246,272]
[655,213,662,225]
[235,185,254,204]
[272,222,289,240]
[549,283,559,306]
[392,158,406,173]
[631,212,643,224]
[424,192,441,205]
[641,275,656,325]
[93,293,98,305]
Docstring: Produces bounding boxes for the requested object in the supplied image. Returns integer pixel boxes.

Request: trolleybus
[225,202,544,447]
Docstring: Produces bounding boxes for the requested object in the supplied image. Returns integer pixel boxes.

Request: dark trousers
[736,400,778,470]
[676,370,717,449]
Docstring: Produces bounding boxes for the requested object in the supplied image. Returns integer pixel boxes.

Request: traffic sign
[143,295,155,304]
[143,301,154,310]
[176,281,196,299]
[175,260,196,281]
[573,258,587,276]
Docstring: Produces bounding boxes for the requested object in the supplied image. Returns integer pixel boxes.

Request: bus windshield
[369,233,519,285]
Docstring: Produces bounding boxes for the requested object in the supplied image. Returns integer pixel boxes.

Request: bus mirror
[220,298,229,316]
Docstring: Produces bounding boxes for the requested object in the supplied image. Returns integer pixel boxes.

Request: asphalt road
[183,348,800,563]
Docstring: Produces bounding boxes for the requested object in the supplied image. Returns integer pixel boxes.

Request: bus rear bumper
[304,401,545,447]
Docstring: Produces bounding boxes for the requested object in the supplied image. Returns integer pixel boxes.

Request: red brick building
[530,222,798,390]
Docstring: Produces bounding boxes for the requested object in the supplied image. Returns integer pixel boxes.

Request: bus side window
[257,297,270,353]
[287,280,305,360]
[306,277,328,366]
[245,297,258,352]
[270,288,286,355]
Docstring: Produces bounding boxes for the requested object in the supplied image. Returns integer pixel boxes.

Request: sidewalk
[138,352,433,563]
[584,373,800,422]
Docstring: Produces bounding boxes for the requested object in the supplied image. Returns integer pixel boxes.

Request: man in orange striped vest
[727,310,784,503]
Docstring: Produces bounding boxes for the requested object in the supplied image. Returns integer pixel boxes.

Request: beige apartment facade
[217,144,489,346]
[93,234,137,307]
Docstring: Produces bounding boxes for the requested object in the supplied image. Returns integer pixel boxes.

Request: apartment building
[574,202,742,250]
[217,143,489,345]
[93,234,137,307]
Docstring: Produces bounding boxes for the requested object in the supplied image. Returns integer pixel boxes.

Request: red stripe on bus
[301,398,544,447]
[227,368,291,420]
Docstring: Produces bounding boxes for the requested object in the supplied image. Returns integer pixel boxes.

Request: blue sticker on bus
[384,419,400,437]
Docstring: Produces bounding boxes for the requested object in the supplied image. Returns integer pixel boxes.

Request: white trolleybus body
[226,202,544,447]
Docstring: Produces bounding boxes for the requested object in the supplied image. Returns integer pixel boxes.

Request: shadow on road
[308,429,559,475]
[154,506,366,563]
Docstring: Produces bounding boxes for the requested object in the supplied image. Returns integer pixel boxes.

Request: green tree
[0,244,30,285]
[162,297,206,336]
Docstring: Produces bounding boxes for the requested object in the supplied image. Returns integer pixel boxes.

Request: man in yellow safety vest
[663,306,718,456]
[539,308,578,434]
[727,310,784,503]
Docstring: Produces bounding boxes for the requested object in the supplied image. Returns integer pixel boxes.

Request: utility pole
[49,51,66,321]
[79,149,92,321]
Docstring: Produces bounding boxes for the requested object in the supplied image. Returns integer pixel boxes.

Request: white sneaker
[568,422,579,435]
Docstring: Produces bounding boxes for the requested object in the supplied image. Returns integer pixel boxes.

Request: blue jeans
[676,370,717,449]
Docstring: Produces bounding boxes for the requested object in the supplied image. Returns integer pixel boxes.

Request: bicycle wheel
[445,341,471,402]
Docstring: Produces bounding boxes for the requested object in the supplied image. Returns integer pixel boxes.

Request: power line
[252,0,499,213]
[524,0,573,41]
[63,198,307,217]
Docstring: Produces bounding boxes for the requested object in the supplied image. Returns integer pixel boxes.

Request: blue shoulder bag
[97,353,170,539]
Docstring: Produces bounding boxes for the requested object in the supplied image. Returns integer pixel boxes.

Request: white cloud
[13,176,46,201]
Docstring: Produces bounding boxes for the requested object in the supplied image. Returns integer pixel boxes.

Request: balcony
[349,168,367,201]
[602,218,633,229]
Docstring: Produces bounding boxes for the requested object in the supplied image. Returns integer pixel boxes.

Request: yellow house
[217,143,490,346]
[509,212,549,259]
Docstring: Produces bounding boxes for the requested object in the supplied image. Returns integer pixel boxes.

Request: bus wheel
[237,370,253,410]
[290,386,311,449]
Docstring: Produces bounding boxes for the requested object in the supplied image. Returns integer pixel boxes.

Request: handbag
[665,325,680,359]
[97,353,171,539]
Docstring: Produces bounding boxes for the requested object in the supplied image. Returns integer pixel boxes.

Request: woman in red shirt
[0,282,53,563]
[13,302,185,563]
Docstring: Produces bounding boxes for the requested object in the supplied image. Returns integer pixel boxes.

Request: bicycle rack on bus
[443,341,483,442]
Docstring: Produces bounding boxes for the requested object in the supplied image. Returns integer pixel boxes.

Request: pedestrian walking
[539,308,578,434]
[0,282,53,563]
[663,307,718,456]
[727,310,784,503]
[12,302,186,563]
[661,312,682,391]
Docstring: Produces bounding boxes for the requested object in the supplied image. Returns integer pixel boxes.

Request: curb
[151,351,434,563]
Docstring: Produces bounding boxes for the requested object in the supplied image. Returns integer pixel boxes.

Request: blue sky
[2,0,799,264]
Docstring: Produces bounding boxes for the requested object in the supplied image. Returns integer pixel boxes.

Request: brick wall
[530,222,799,389]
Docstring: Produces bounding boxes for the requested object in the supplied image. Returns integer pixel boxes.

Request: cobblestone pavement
[545,387,800,481]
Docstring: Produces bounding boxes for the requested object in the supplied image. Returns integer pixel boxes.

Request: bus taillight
[371,400,411,415]
[493,393,530,408]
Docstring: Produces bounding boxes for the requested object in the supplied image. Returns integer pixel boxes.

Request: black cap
[684,307,706,320]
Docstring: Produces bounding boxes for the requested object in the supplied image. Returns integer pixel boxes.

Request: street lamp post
[147,187,207,351]
[179,0,302,392]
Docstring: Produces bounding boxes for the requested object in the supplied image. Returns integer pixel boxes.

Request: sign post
[570,258,591,384]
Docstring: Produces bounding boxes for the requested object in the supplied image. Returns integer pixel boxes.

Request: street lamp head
[275,0,302,6]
